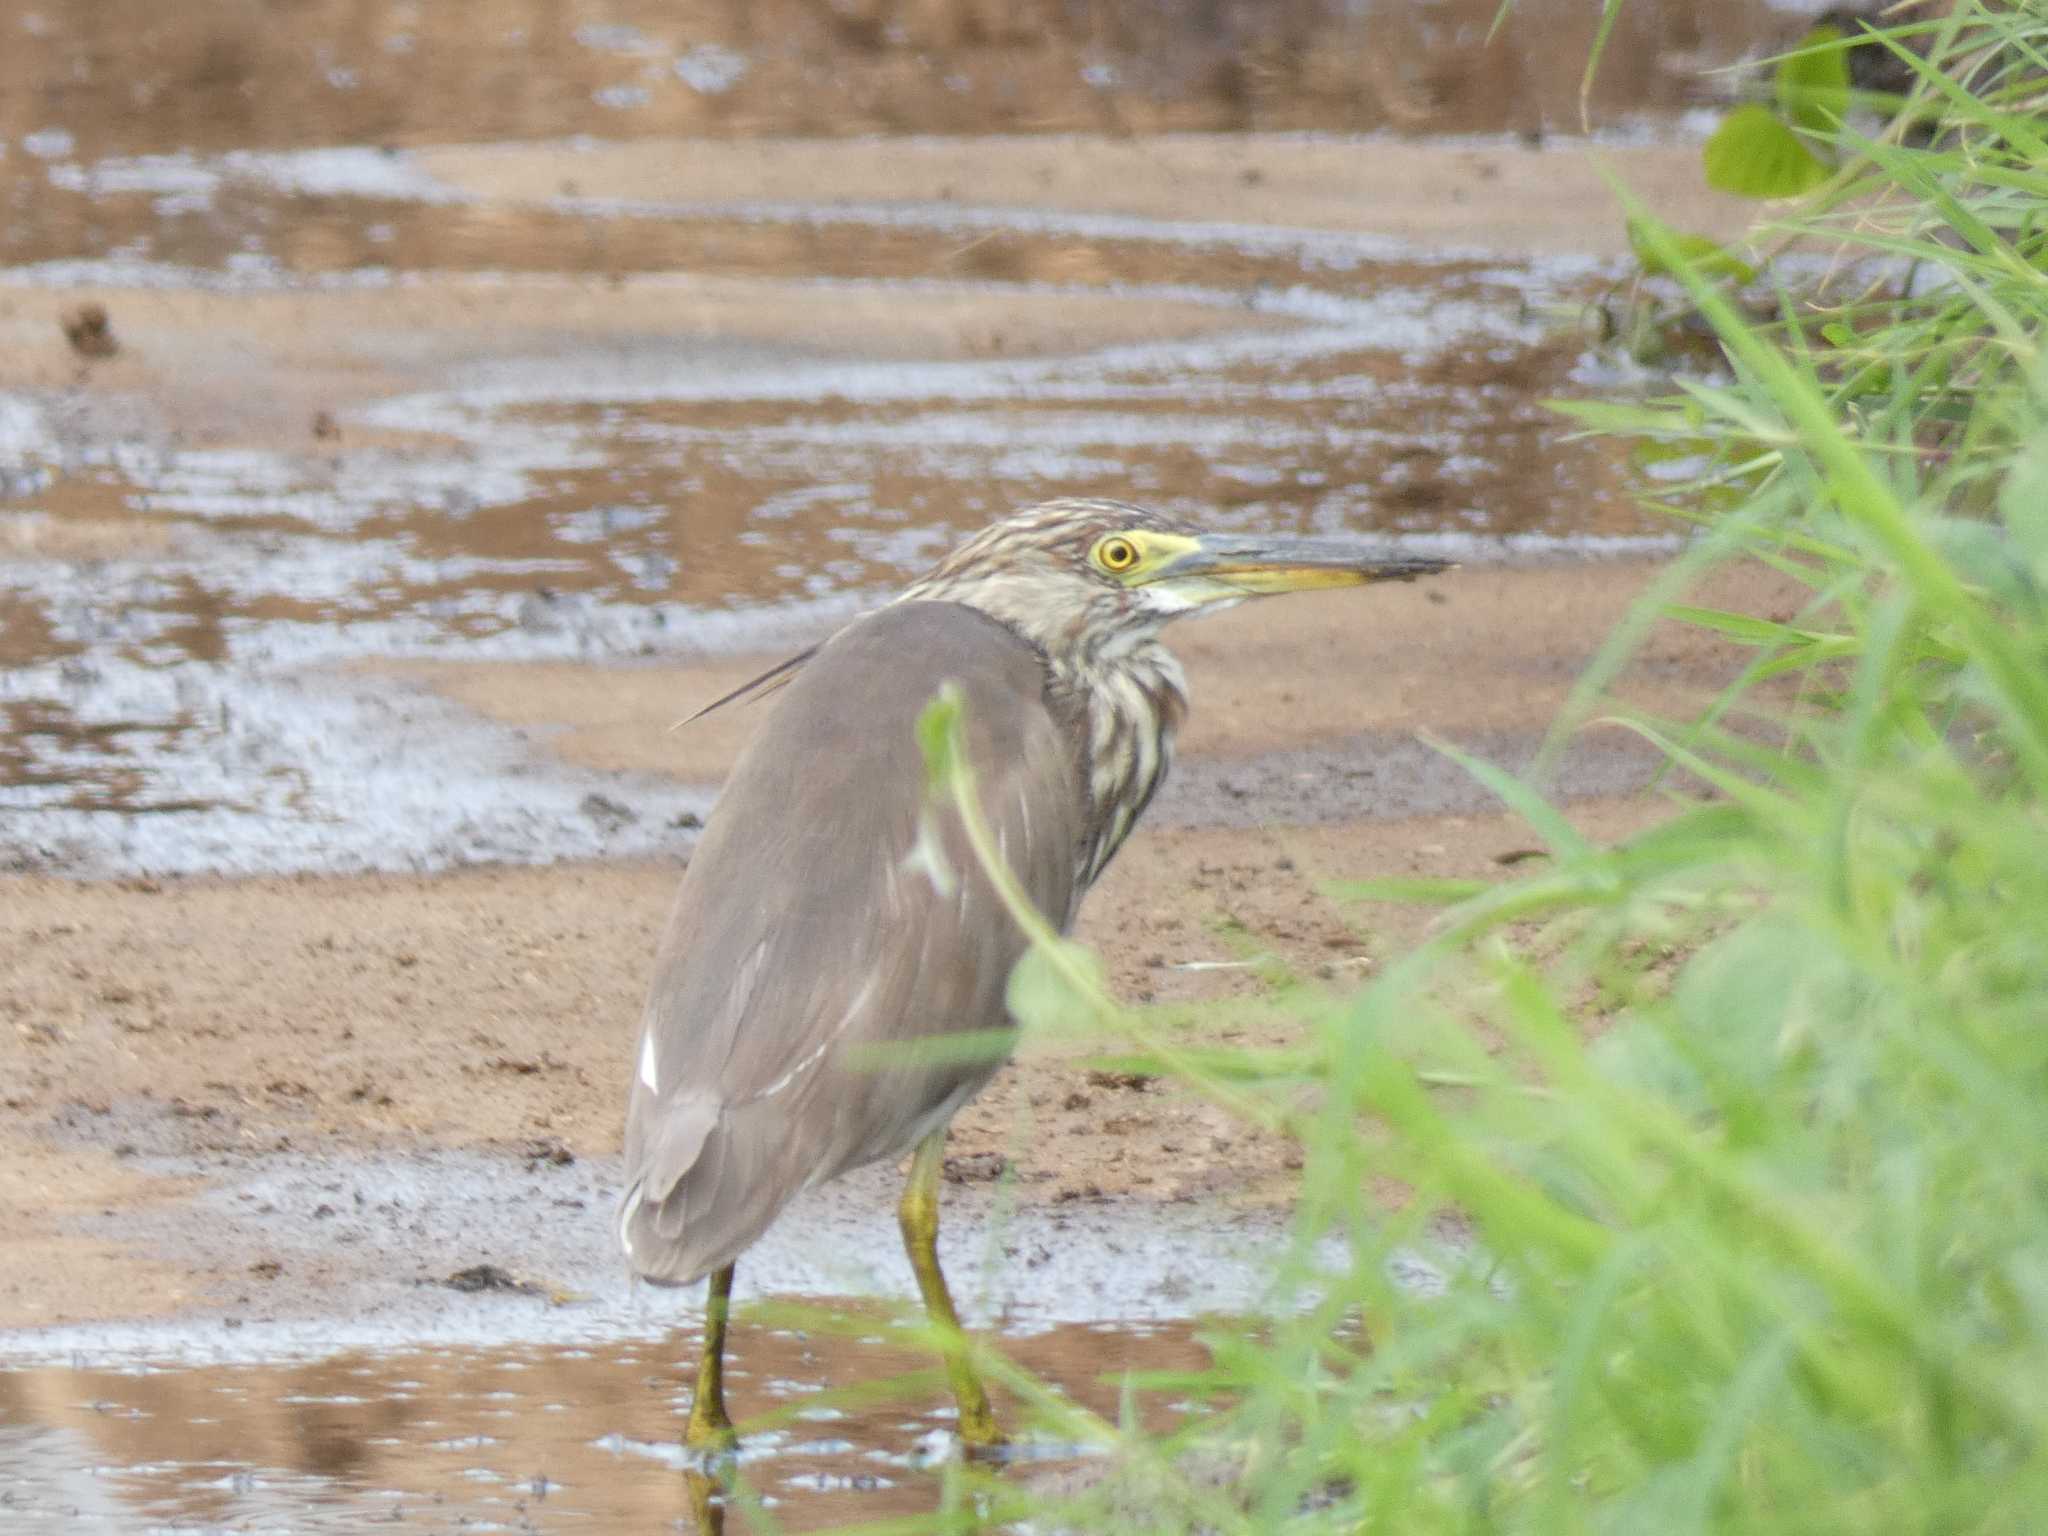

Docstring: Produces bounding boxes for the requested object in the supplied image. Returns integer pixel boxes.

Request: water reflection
[0,1308,1216,1532]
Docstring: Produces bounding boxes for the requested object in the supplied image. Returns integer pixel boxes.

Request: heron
[618,497,1448,1454]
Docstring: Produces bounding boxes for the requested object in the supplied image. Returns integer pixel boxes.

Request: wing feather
[619,602,1085,1284]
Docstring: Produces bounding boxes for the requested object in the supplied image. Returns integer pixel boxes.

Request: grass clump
[961,4,2048,1532]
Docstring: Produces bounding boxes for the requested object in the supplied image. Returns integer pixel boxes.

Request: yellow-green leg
[898,1129,1003,1452]
[685,1262,739,1452]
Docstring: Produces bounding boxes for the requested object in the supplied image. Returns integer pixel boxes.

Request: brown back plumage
[618,600,1090,1284]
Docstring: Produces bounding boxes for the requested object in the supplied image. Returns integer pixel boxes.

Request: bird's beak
[1144,534,1453,604]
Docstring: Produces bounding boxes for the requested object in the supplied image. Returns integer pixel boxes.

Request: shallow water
[0,175,1661,876]
[0,1311,1213,1532]
[0,1148,1365,1532]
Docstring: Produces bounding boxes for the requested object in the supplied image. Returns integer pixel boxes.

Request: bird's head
[902,498,1450,666]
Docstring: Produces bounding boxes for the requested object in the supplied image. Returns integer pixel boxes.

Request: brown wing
[618,601,1087,1285]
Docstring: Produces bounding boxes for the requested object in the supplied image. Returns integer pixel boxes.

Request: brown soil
[0,275,1284,458]
[415,135,1758,258]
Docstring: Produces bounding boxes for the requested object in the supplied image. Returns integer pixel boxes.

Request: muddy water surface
[0,1314,1214,1531]
[0,164,1661,877]
[1,1145,1337,1532]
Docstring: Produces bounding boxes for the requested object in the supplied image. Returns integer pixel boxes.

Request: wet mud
[0,169,1662,877]
[7,1149,1324,1356]
[0,1138,1458,1531]
[0,1145,1344,1531]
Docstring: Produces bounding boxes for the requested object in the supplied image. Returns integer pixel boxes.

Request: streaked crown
[898,498,1200,664]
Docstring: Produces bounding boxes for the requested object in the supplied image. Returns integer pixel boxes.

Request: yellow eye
[1095,536,1141,573]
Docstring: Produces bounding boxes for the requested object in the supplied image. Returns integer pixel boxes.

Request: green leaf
[1422,732,1594,860]
[1672,919,1809,1078]
[2000,430,2048,588]
[845,1025,1018,1072]
[913,681,967,797]
[1703,103,1832,199]
[1626,219,1759,284]
[1774,24,1851,136]
[1331,875,1492,905]
[1660,604,1826,646]
[1578,0,1630,128]
[1005,939,1108,1037]
[1548,396,1705,436]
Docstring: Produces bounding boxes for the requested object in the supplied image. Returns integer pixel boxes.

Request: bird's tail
[617,1097,791,1285]
[617,1097,719,1284]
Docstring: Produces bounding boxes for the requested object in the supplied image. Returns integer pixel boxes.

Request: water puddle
[0,1313,1214,1531]
[0,186,1666,876]
[0,1147,1396,1531]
